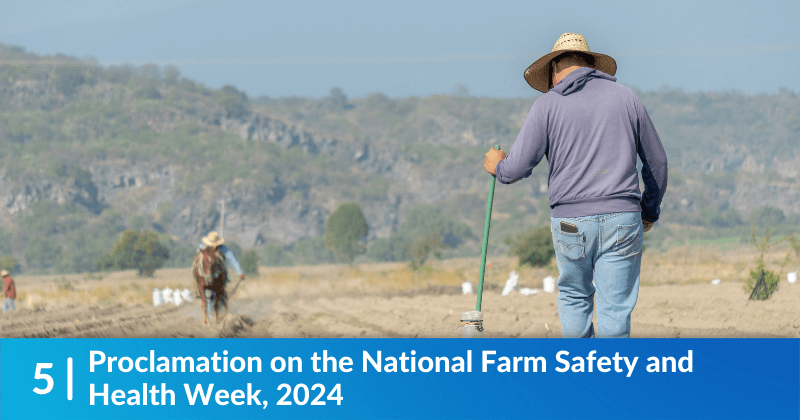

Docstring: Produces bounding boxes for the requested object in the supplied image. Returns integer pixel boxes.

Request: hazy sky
[1,0,798,98]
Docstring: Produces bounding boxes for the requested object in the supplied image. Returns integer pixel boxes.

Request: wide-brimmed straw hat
[1,270,9,277]
[524,33,617,93]
[201,231,225,247]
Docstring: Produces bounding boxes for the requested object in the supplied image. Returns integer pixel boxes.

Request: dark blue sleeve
[635,97,668,223]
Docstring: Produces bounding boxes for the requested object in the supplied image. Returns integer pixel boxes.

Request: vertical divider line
[67,357,73,401]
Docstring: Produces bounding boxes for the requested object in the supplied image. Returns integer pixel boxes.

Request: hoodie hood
[551,67,617,96]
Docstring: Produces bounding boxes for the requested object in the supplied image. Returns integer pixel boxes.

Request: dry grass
[9,243,798,310]
[13,271,195,311]
[641,242,795,286]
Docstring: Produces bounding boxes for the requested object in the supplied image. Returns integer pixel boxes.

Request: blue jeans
[3,297,15,313]
[206,290,227,316]
[551,212,643,338]
[206,290,216,316]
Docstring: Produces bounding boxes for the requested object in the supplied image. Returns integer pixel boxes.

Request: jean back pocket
[556,228,585,261]
[614,223,642,256]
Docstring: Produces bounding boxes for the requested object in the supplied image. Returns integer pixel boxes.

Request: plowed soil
[2,258,799,339]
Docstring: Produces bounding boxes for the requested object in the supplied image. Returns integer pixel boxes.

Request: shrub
[240,249,260,275]
[259,244,286,267]
[505,226,555,267]
[293,237,335,265]
[404,229,448,271]
[745,263,780,300]
[743,224,793,300]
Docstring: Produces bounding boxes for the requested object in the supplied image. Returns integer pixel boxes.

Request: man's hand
[484,148,507,175]
[643,220,654,233]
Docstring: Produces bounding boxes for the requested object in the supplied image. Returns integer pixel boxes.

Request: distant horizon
[4,41,796,102]
[1,0,797,99]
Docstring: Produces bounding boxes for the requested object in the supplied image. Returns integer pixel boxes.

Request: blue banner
[1,338,797,419]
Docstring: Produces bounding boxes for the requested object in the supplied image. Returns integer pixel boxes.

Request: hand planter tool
[229,276,245,297]
[462,145,500,338]
[219,276,245,318]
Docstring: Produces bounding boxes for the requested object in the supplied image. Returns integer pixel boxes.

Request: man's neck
[553,65,584,86]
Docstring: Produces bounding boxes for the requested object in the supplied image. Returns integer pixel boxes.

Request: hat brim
[524,50,617,93]
[202,237,225,247]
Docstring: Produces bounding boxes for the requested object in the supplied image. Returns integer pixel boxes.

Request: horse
[192,246,228,325]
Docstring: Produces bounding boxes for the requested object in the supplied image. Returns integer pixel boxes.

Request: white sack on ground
[162,287,174,305]
[181,289,194,302]
[789,272,797,284]
[711,279,721,285]
[502,271,519,296]
[543,276,556,293]
[519,288,540,296]
[152,288,162,307]
[462,282,473,294]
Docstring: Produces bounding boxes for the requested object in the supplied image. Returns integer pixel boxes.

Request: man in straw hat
[197,231,245,316]
[484,33,668,338]
[3,269,16,313]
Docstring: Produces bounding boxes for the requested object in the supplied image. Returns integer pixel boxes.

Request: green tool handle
[476,145,500,312]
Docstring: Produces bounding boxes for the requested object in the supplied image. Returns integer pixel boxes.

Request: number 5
[33,363,53,395]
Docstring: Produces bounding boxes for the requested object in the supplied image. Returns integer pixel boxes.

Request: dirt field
[2,245,799,338]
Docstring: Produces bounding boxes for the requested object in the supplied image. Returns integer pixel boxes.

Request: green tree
[700,207,742,228]
[505,226,555,267]
[368,236,407,262]
[24,238,63,269]
[53,66,85,96]
[367,204,474,263]
[324,203,368,264]
[219,85,249,119]
[0,256,18,272]
[401,204,474,248]
[327,87,351,110]
[749,206,786,228]
[293,237,336,265]
[240,249,260,275]
[97,230,170,276]
[137,86,162,100]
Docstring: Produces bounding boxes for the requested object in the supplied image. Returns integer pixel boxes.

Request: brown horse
[192,246,228,325]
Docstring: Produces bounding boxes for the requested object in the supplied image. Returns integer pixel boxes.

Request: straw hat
[201,231,225,247]
[1,270,9,277]
[523,33,617,93]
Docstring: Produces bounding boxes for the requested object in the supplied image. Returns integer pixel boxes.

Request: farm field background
[3,243,798,339]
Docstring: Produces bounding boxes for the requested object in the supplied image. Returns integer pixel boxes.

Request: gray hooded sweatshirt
[495,67,668,222]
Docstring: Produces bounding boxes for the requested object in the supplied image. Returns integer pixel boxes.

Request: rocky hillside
[0,44,799,272]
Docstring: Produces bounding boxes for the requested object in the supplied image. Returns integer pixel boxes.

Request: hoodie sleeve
[495,102,548,184]
[220,245,244,276]
[635,96,668,223]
